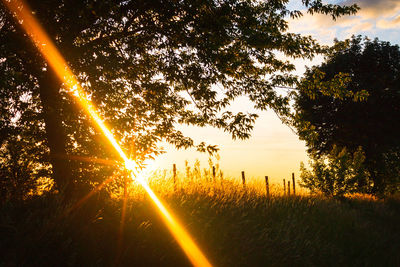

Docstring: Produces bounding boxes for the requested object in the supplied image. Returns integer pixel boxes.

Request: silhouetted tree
[294,36,400,196]
[0,0,358,196]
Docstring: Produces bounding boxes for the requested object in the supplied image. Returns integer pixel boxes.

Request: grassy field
[1,173,399,267]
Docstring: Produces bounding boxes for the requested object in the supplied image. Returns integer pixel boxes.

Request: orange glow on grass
[3,1,213,266]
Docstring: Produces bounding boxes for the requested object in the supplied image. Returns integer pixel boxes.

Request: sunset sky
[2,1,398,265]
[154,0,400,184]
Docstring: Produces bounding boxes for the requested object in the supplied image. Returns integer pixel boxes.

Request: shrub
[300,146,370,197]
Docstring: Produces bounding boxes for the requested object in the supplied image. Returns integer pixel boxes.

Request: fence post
[292,173,296,195]
[265,176,269,198]
[186,166,191,181]
[173,164,177,191]
[212,166,216,183]
[241,171,246,188]
[220,171,224,191]
[283,179,286,195]
[288,181,291,196]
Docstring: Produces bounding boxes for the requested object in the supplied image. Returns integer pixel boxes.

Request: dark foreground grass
[1,184,399,267]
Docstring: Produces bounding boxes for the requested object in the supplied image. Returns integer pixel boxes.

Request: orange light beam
[4,1,213,267]
[135,173,212,267]
[3,0,133,168]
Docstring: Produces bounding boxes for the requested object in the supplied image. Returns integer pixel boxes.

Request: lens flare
[134,172,212,267]
[3,1,213,266]
[124,159,138,171]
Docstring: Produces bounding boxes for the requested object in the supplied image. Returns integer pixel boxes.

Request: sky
[154,0,400,185]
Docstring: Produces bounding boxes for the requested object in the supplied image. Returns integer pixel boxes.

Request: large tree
[0,0,358,196]
[294,36,400,196]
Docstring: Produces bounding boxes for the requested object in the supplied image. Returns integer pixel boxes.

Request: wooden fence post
[265,176,269,198]
[288,181,291,196]
[173,164,177,190]
[241,171,246,188]
[220,170,224,190]
[283,179,286,195]
[212,166,216,183]
[292,173,296,195]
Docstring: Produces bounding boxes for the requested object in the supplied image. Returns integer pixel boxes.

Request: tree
[0,0,358,196]
[294,36,400,196]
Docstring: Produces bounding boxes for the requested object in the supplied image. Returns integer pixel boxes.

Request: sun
[124,159,138,171]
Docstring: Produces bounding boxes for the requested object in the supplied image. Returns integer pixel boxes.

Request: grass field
[1,172,399,267]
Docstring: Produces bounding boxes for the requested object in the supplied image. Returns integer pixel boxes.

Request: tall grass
[1,167,399,266]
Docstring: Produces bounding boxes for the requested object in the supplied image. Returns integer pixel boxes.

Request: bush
[300,146,370,197]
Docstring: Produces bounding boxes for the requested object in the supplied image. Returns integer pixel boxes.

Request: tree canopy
[0,0,358,197]
[294,36,400,196]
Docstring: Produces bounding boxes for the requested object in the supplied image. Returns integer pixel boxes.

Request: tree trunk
[38,68,72,195]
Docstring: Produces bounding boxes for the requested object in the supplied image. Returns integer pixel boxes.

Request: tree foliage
[0,0,358,197]
[294,36,400,196]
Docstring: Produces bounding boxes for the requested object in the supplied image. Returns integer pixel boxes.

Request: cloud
[288,13,339,39]
[288,12,350,44]
[345,22,373,34]
[377,15,400,29]
[341,0,400,19]
[288,0,400,44]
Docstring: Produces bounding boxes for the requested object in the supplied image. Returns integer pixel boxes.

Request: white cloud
[377,15,400,29]
[288,13,339,45]
[288,0,400,43]
[345,21,373,35]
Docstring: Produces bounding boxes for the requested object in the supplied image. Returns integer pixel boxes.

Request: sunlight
[124,159,138,172]
[134,173,212,267]
[3,1,212,266]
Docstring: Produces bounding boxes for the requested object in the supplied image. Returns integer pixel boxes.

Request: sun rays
[3,1,212,266]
